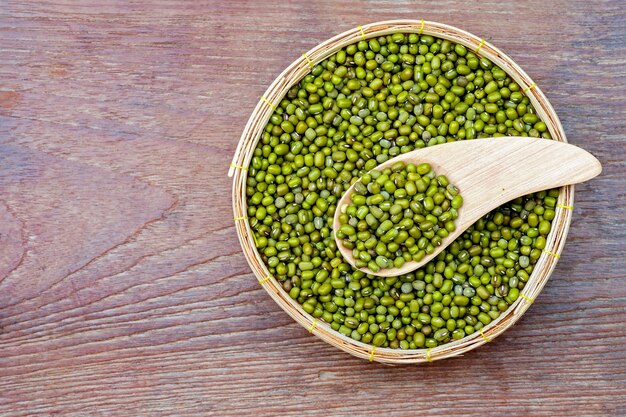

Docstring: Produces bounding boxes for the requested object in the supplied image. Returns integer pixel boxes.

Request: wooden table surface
[1,1,625,415]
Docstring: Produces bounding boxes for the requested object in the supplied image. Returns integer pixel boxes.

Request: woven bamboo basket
[229,20,573,364]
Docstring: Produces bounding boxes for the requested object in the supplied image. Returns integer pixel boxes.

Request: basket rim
[230,20,574,364]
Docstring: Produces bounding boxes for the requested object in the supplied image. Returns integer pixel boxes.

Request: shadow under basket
[229,20,573,364]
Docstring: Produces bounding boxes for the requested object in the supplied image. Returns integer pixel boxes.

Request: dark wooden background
[1,0,625,415]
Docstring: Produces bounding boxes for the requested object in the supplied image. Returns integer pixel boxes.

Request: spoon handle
[407,137,602,232]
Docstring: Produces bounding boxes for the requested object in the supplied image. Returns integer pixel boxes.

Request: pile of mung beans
[337,161,463,272]
[246,32,558,349]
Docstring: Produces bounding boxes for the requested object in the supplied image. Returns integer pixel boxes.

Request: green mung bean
[246,32,558,350]
[337,162,462,270]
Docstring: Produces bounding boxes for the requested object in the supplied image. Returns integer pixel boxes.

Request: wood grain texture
[0,0,624,416]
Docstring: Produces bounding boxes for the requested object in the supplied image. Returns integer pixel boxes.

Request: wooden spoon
[333,137,601,277]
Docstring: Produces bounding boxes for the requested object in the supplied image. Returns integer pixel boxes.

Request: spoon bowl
[333,137,602,277]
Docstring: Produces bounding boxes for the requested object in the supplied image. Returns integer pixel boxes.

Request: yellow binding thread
[233,216,247,221]
[258,275,272,284]
[556,203,574,210]
[260,95,276,111]
[523,83,537,93]
[369,346,376,362]
[230,163,248,171]
[419,19,425,34]
[480,327,491,343]
[302,53,314,68]
[358,25,366,41]
[519,293,534,304]
[308,319,318,333]
[425,347,432,362]
[543,249,561,259]
[476,38,485,53]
